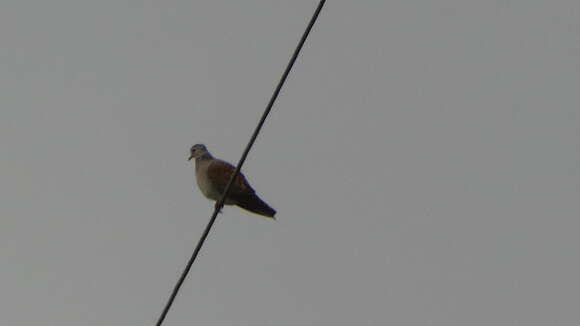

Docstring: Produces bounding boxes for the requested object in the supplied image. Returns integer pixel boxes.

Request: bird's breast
[195,165,217,199]
[194,161,236,204]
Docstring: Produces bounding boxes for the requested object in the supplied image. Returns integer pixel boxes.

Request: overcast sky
[1,0,579,325]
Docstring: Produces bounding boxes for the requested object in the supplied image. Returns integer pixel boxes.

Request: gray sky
[1,0,579,325]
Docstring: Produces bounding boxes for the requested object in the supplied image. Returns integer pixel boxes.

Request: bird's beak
[188,154,194,161]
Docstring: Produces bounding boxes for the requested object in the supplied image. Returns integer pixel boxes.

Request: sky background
[1,0,579,325]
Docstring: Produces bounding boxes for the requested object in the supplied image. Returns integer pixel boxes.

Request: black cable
[154,1,326,325]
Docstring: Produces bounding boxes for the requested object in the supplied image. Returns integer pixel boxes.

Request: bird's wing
[206,159,255,197]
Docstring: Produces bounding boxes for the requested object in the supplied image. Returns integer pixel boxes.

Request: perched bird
[188,144,276,219]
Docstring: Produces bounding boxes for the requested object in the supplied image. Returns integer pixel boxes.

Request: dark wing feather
[206,160,255,197]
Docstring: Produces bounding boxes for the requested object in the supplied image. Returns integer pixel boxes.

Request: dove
[188,144,276,218]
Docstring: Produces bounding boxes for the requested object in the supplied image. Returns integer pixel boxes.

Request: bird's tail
[236,194,276,219]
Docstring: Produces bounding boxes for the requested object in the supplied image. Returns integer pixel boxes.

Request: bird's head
[188,144,208,161]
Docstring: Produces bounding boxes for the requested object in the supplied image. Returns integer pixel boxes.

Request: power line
[154,1,326,325]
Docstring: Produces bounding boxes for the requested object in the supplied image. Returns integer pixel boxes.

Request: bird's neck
[194,153,213,174]
[195,152,213,162]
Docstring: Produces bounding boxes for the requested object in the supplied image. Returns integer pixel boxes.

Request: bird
[188,144,276,219]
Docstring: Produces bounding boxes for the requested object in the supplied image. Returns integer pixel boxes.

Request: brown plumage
[206,160,276,218]
[188,144,276,219]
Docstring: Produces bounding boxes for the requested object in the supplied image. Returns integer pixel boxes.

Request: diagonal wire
[154,1,326,325]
